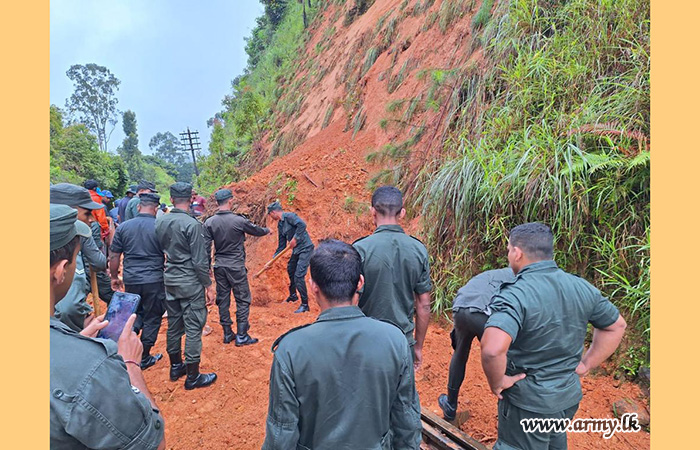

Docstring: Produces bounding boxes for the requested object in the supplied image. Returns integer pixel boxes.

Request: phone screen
[96,292,141,341]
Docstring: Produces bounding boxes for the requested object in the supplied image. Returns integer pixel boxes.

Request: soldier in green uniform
[155,182,217,390]
[266,201,315,313]
[353,186,432,370]
[481,222,627,450]
[204,189,271,345]
[124,181,157,222]
[50,183,109,332]
[50,204,165,449]
[263,239,421,450]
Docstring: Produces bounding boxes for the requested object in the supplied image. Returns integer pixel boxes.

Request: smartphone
[96,292,141,341]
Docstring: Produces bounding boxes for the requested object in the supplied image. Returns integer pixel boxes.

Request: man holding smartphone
[156,182,217,390]
[50,204,165,449]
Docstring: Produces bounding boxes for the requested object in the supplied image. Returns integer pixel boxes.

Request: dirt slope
[143,1,649,448]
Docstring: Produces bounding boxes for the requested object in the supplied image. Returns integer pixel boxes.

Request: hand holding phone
[97,292,141,341]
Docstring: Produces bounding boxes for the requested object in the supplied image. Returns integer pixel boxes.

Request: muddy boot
[169,352,187,381]
[222,325,235,344]
[438,392,457,421]
[140,345,163,370]
[184,362,217,390]
[235,323,259,347]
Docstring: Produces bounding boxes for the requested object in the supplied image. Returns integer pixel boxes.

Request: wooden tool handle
[254,245,292,278]
[90,267,102,317]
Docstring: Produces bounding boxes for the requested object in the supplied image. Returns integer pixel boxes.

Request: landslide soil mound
[144,1,650,448]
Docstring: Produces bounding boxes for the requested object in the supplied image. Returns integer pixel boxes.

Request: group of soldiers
[50,181,627,450]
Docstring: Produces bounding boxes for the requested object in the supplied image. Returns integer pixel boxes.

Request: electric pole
[180,128,201,177]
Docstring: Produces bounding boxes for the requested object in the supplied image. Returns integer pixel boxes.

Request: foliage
[64,63,121,151]
[413,0,649,361]
[149,131,195,182]
[50,105,128,195]
[471,0,494,30]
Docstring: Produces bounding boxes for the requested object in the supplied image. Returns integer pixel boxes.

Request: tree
[149,131,195,182]
[117,110,146,181]
[65,64,121,151]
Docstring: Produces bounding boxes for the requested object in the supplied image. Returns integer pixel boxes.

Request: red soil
[141,2,649,448]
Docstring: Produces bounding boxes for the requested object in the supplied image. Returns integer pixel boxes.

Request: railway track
[420,409,489,450]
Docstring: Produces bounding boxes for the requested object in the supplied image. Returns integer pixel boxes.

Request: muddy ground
[143,288,650,449]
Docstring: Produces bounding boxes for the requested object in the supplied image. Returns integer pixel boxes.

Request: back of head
[138,192,161,209]
[310,239,362,303]
[83,179,99,191]
[170,182,192,206]
[509,222,554,260]
[371,186,403,217]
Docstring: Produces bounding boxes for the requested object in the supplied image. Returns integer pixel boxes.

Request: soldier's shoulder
[352,234,371,246]
[271,323,313,353]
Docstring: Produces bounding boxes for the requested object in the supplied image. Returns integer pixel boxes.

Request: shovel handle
[254,245,292,278]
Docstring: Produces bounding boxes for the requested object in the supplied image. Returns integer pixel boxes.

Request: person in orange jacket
[84,179,110,239]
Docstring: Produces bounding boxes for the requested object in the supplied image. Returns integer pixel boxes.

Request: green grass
[322,104,335,129]
[412,0,650,370]
[471,0,494,30]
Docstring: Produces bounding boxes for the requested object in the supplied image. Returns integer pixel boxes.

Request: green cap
[267,201,283,213]
[170,182,193,199]
[214,189,233,202]
[50,183,104,210]
[50,204,91,251]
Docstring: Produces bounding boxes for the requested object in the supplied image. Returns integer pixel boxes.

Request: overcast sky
[50,0,263,154]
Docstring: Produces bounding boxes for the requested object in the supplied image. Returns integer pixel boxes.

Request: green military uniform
[485,260,620,450]
[50,318,165,449]
[353,224,432,347]
[203,189,269,342]
[262,306,422,450]
[124,196,140,221]
[50,183,108,331]
[50,204,164,449]
[155,186,212,365]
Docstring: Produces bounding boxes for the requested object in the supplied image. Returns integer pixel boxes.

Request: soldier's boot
[140,345,163,370]
[284,294,298,303]
[294,302,310,314]
[235,323,259,347]
[168,352,187,381]
[438,388,459,421]
[184,362,217,390]
[222,325,235,344]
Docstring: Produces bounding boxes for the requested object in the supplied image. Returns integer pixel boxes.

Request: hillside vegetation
[202,0,650,376]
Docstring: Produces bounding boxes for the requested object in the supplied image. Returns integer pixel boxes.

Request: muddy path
[143,290,649,449]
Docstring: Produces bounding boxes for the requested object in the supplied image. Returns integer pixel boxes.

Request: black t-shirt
[110,214,164,284]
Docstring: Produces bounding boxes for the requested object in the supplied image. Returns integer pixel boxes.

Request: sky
[50,0,264,154]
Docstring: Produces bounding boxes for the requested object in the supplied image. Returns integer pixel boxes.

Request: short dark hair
[310,239,362,303]
[371,186,403,216]
[50,235,80,267]
[509,222,554,260]
[83,179,99,190]
[217,198,229,206]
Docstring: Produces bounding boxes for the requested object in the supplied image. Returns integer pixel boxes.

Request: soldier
[262,239,421,449]
[481,222,627,450]
[266,201,314,313]
[50,183,109,332]
[50,204,165,449]
[117,185,137,223]
[437,268,515,421]
[124,181,157,222]
[203,188,271,345]
[109,192,166,370]
[353,186,432,370]
[155,182,217,390]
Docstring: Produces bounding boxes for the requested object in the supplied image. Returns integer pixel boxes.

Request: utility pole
[180,128,201,177]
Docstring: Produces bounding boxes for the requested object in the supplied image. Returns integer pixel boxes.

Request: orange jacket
[89,189,109,236]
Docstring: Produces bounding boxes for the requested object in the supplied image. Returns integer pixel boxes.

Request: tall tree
[65,64,121,151]
[118,110,145,181]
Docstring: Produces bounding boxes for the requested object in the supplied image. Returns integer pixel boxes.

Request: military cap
[267,201,283,213]
[139,192,161,205]
[50,204,91,251]
[170,182,193,199]
[214,189,233,202]
[50,183,104,210]
[137,181,158,193]
[126,185,138,195]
